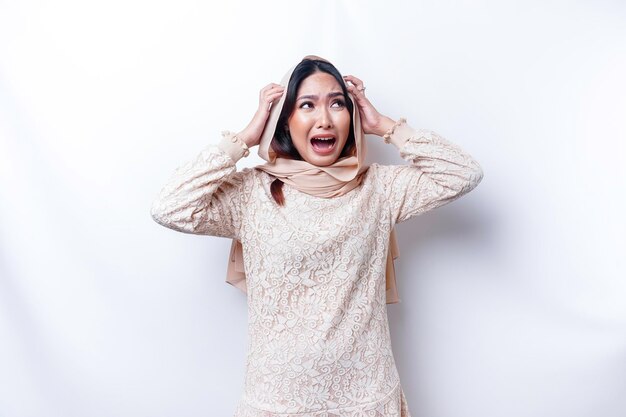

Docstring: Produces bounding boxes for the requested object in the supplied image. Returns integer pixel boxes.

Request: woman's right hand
[236,83,285,148]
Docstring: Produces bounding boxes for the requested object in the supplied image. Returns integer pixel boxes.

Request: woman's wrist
[236,130,257,148]
[375,116,397,137]
[220,130,250,158]
[382,117,410,147]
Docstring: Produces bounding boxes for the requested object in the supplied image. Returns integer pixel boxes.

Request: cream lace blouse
[150,120,483,417]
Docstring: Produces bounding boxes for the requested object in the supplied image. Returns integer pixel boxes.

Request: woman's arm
[150,82,284,239]
[150,131,251,239]
[376,118,484,226]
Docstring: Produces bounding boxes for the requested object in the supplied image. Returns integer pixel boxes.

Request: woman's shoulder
[221,166,264,198]
[366,162,406,181]
[363,163,411,200]
[364,162,398,183]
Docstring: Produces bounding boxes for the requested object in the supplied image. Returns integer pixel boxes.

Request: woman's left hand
[343,74,396,137]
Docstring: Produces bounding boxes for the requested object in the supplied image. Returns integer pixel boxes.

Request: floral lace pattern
[150,120,483,416]
[233,380,411,417]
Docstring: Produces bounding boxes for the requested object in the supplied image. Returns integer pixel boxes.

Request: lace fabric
[233,380,411,417]
[150,121,483,416]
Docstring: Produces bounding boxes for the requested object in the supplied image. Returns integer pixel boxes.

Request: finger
[268,90,285,100]
[346,83,366,97]
[261,86,285,100]
[346,84,364,98]
[343,74,363,86]
[264,91,285,106]
[262,83,284,92]
[264,87,284,96]
[342,76,355,87]
[264,88,285,100]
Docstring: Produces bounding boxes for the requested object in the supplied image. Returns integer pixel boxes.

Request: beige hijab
[225,54,402,304]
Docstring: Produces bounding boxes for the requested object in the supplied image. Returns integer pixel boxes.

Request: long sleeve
[150,132,252,239]
[376,119,484,226]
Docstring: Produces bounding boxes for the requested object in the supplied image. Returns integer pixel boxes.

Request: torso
[234,165,402,414]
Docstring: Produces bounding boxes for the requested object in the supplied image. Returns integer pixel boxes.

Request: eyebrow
[297,91,344,101]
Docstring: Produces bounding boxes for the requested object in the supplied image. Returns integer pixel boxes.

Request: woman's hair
[269,58,356,206]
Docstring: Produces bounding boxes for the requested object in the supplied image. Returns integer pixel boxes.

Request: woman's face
[287,71,351,167]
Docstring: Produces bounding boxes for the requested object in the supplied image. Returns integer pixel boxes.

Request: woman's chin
[304,141,346,166]
[304,153,339,167]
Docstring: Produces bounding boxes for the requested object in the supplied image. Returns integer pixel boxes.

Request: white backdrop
[1,1,625,416]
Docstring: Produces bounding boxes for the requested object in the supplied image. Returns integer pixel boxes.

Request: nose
[317,107,333,129]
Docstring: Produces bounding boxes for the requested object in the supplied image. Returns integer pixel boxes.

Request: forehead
[296,72,342,94]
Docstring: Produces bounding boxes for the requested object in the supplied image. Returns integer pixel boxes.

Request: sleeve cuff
[384,118,419,149]
[216,131,249,162]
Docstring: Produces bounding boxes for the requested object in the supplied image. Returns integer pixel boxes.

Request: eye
[299,99,345,109]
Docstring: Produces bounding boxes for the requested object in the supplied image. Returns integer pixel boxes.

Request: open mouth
[310,137,337,154]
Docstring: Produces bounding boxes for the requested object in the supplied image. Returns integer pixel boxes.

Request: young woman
[150,55,484,417]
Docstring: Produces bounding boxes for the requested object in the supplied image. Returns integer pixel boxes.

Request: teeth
[312,137,335,141]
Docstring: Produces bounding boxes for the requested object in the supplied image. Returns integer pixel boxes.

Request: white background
[1,1,625,416]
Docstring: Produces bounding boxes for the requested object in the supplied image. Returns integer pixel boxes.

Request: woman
[150,55,483,417]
